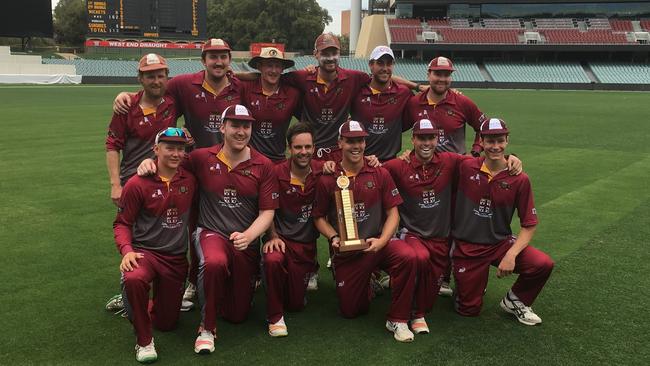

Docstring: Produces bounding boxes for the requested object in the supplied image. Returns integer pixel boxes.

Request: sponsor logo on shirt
[151,189,164,199]
[473,198,492,218]
[209,163,222,175]
[391,188,399,197]
[220,187,242,209]
[317,108,334,125]
[205,113,222,133]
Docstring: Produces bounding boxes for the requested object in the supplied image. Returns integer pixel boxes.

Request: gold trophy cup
[334,174,368,252]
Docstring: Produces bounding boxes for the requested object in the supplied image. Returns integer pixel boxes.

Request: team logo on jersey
[206,113,222,133]
[151,189,164,199]
[419,188,440,209]
[250,99,261,110]
[417,110,429,118]
[194,91,207,102]
[388,97,397,104]
[271,192,279,200]
[473,198,492,218]
[361,96,371,104]
[220,187,241,209]
[276,102,285,110]
[180,186,188,193]
[447,109,454,116]
[437,129,449,146]
[409,173,420,181]
[139,116,152,127]
[243,169,252,176]
[258,121,275,138]
[225,95,234,102]
[499,181,511,190]
[367,116,387,135]
[366,181,375,189]
[391,188,399,197]
[318,108,334,125]
[335,87,343,95]
[470,173,481,184]
[354,202,370,223]
[298,203,313,223]
[162,110,169,118]
[162,207,182,229]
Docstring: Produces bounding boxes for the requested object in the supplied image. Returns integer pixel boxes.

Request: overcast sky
[53,0,363,35]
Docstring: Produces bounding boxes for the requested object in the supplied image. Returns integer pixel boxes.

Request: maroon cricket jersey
[350,82,412,161]
[312,162,403,240]
[185,145,279,239]
[283,67,371,150]
[114,166,197,256]
[403,90,486,155]
[273,159,324,243]
[240,80,302,161]
[106,91,177,185]
[452,158,538,245]
[167,71,242,148]
[384,151,471,240]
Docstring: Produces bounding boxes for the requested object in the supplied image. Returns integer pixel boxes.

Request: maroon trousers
[332,238,417,322]
[263,237,317,323]
[121,249,188,347]
[452,237,554,316]
[402,233,450,318]
[195,229,259,333]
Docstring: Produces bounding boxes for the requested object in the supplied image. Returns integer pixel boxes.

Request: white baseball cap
[369,45,394,62]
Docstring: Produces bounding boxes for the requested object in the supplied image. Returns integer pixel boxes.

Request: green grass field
[1,86,649,365]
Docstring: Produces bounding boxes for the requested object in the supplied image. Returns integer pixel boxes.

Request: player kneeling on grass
[113,128,196,363]
[452,118,554,325]
[312,121,418,343]
[262,123,325,337]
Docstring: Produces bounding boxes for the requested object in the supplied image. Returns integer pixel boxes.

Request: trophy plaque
[334,174,368,252]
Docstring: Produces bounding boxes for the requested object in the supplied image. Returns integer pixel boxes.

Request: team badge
[335,87,343,95]
[271,192,279,200]
[391,188,399,196]
[366,181,374,189]
[499,181,511,190]
[388,97,396,104]
[447,109,454,116]
[163,110,169,118]
[276,102,285,110]
[180,186,188,193]
[225,95,233,102]
[243,169,251,176]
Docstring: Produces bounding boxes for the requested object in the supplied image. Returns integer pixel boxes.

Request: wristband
[328,234,340,244]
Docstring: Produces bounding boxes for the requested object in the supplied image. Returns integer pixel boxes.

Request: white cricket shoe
[194,329,215,354]
[307,272,318,291]
[105,294,124,312]
[385,320,414,342]
[183,283,196,301]
[410,317,429,334]
[500,291,542,326]
[135,339,157,363]
[438,281,453,297]
[268,316,289,337]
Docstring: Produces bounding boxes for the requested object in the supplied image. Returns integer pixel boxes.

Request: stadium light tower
[350,0,361,55]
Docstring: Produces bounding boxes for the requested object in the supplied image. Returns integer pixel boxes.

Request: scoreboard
[87,0,206,39]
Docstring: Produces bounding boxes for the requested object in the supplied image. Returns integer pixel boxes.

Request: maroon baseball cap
[338,120,368,138]
[221,104,255,123]
[480,118,510,136]
[138,53,168,72]
[428,56,455,72]
[202,38,231,54]
[314,33,341,51]
[412,119,439,135]
[155,127,188,144]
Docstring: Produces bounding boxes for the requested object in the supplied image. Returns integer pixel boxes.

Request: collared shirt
[384,151,471,240]
[283,67,371,150]
[166,70,242,148]
[403,90,486,155]
[184,145,279,239]
[350,81,412,161]
[114,166,197,256]
[106,90,177,185]
[240,79,302,161]
[452,157,538,245]
[273,159,324,243]
[312,162,403,240]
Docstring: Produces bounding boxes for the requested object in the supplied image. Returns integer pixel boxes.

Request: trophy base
[339,239,368,252]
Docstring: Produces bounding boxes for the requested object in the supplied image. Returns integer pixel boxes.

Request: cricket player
[350,46,412,162]
[114,38,242,148]
[312,121,418,343]
[403,56,488,295]
[105,53,177,205]
[183,104,278,353]
[383,119,522,332]
[241,47,302,162]
[262,122,324,337]
[452,118,554,325]
[114,127,196,363]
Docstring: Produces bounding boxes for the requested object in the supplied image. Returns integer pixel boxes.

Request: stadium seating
[534,18,577,29]
[586,18,611,29]
[389,27,420,43]
[541,29,629,44]
[484,61,591,83]
[481,18,523,29]
[426,19,451,28]
[609,19,633,32]
[437,29,521,44]
[387,18,422,28]
[641,20,650,31]
[42,58,238,77]
[589,63,650,84]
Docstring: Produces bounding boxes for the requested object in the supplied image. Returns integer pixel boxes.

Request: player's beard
[319,56,339,72]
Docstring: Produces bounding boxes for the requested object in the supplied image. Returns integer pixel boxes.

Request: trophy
[334,174,368,252]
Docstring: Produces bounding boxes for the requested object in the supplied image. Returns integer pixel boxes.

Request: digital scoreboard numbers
[87,0,205,39]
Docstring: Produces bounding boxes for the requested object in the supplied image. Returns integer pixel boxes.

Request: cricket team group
[105,33,555,363]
